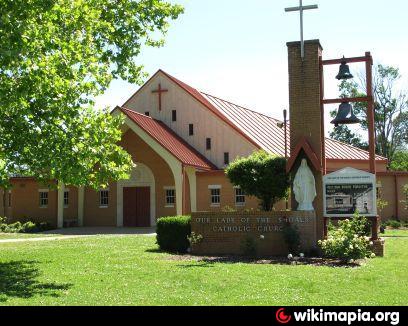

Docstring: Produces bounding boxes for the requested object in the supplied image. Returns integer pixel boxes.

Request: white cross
[285,0,318,60]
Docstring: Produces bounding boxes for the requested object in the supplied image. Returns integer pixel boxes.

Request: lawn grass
[0,233,57,240]
[0,231,407,306]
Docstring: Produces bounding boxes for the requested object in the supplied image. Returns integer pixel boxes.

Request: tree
[329,125,368,150]
[330,64,408,165]
[389,151,408,171]
[225,151,290,211]
[0,0,184,189]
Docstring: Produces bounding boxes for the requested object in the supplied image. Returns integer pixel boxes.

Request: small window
[224,152,230,165]
[99,190,109,207]
[165,188,176,207]
[8,192,11,207]
[64,191,69,207]
[145,112,150,116]
[172,110,177,122]
[189,124,194,136]
[39,192,48,208]
[235,187,245,206]
[210,188,221,206]
[206,138,212,150]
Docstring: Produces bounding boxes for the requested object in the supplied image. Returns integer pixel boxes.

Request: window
[99,190,109,207]
[235,187,245,206]
[209,186,221,206]
[64,191,69,207]
[172,110,177,122]
[145,112,150,116]
[206,138,212,150]
[8,191,11,207]
[165,188,176,207]
[224,152,230,165]
[39,191,48,208]
[189,124,194,136]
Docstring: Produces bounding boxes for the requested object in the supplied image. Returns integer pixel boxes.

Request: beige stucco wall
[327,160,387,173]
[377,174,408,221]
[124,71,258,168]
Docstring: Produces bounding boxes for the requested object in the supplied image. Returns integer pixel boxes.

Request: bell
[336,59,354,80]
[331,102,360,127]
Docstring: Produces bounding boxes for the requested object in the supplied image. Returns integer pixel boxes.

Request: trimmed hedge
[156,215,191,253]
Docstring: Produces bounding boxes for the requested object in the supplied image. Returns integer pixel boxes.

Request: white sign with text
[323,167,377,217]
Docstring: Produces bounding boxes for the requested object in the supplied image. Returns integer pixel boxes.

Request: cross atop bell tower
[285,0,318,60]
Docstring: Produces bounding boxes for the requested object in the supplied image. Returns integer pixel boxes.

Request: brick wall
[191,211,317,256]
[287,40,325,241]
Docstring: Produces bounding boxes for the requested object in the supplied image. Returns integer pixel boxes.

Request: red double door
[123,187,151,227]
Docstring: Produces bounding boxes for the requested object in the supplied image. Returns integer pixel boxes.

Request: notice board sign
[323,167,377,217]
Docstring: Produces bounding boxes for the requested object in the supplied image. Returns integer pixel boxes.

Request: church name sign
[191,211,316,256]
[323,167,377,217]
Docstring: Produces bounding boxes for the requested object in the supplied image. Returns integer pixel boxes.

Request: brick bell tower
[286,39,325,242]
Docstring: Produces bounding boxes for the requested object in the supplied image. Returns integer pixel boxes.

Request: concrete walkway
[42,227,156,236]
[0,227,156,243]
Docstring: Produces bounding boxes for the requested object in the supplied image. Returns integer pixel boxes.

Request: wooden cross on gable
[151,83,168,111]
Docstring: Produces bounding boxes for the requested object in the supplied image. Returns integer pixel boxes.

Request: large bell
[336,60,354,80]
[331,102,360,127]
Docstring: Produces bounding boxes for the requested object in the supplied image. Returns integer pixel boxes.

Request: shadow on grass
[0,260,72,302]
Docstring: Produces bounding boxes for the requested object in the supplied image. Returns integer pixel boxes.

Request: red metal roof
[119,107,217,170]
[200,92,387,162]
[123,69,387,163]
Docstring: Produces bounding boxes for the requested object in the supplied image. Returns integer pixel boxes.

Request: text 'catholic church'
[1,43,407,228]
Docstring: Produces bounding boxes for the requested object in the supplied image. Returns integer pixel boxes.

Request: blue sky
[95,0,408,133]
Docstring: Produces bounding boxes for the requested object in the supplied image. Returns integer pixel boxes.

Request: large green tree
[330,64,408,167]
[389,151,408,171]
[225,151,290,211]
[0,0,183,189]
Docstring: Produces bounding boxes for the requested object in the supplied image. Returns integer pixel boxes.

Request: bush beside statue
[225,151,290,211]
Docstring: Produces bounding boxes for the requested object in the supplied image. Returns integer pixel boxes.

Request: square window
[172,110,177,122]
[210,188,220,205]
[165,189,176,207]
[224,152,230,165]
[206,138,212,150]
[64,191,69,207]
[235,188,245,206]
[99,190,109,207]
[189,124,194,136]
[145,112,150,116]
[39,192,48,208]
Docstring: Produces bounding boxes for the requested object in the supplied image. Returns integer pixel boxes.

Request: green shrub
[241,235,258,257]
[156,216,191,253]
[0,218,51,233]
[318,213,374,261]
[282,222,301,254]
[387,220,402,229]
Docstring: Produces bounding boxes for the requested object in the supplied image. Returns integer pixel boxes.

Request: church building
[1,69,407,228]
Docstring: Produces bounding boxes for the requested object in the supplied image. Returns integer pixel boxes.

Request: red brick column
[287,40,325,243]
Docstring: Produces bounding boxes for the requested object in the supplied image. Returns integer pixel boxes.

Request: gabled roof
[123,69,387,163]
[118,107,217,170]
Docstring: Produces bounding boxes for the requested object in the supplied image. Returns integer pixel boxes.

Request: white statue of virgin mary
[293,159,316,211]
